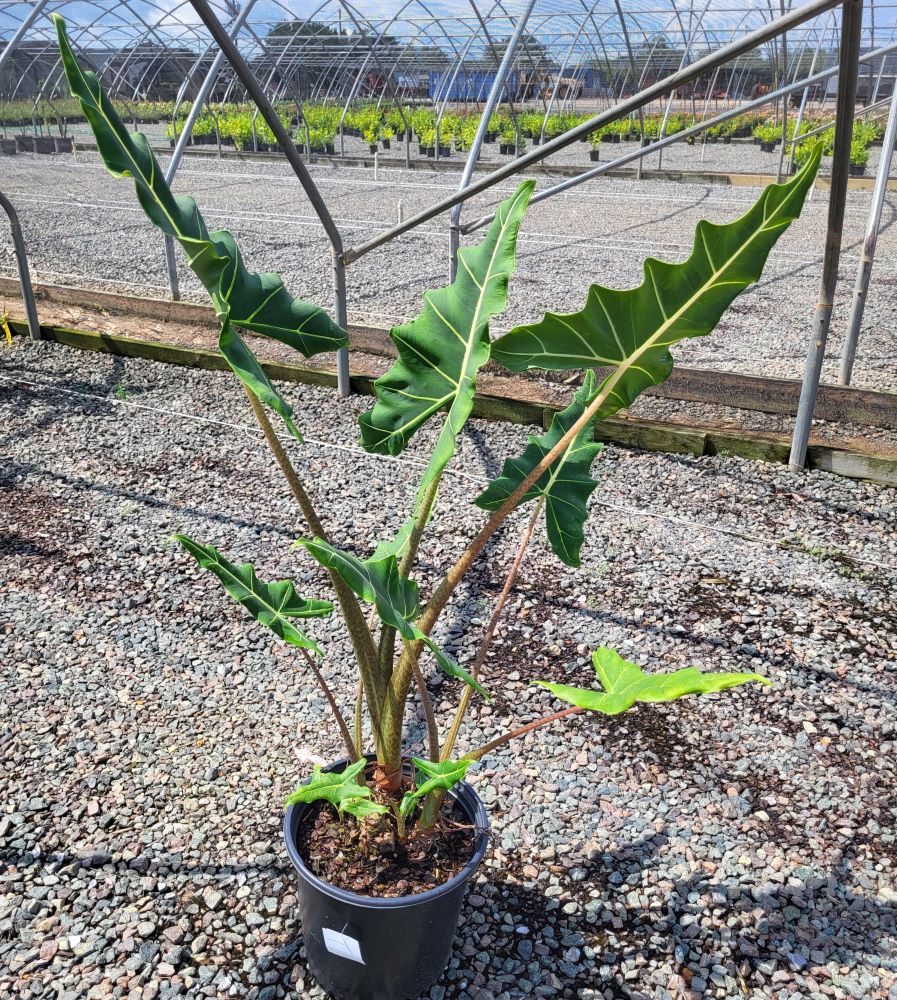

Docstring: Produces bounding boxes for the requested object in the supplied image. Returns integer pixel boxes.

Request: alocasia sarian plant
[54,14,820,842]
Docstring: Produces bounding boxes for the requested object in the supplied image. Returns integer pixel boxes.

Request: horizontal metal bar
[341,0,843,265]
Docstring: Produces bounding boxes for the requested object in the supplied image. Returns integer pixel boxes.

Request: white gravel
[1,341,895,1000]
[1,149,895,393]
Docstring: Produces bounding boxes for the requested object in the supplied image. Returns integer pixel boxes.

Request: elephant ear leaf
[174,535,333,655]
[299,537,488,700]
[399,758,473,817]
[536,646,770,715]
[491,145,822,421]
[475,370,603,567]
[359,180,534,499]
[285,759,388,817]
[53,15,347,440]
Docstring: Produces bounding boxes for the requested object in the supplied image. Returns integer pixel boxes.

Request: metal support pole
[776,0,791,184]
[0,0,50,83]
[0,190,41,342]
[789,0,863,471]
[333,250,350,392]
[448,0,537,281]
[186,0,350,396]
[839,78,897,385]
[163,0,257,301]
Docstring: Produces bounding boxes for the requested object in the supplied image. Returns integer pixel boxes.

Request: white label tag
[322,927,365,965]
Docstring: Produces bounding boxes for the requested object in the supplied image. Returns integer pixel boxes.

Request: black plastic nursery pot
[0,138,16,155]
[54,136,73,153]
[33,136,56,154]
[15,134,34,151]
[589,148,600,161]
[283,756,489,1000]
[849,163,866,177]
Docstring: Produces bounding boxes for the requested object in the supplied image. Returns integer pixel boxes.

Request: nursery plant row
[5,96,886,169]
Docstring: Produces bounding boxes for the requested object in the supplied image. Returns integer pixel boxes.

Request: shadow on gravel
[481,831,896,998]
[0,356,135,435]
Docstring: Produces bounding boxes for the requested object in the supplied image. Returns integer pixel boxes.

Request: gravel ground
[1,150,895,393]
[2,341,896,1000]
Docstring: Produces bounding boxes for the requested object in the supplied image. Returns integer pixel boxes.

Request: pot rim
[283,753,489,910]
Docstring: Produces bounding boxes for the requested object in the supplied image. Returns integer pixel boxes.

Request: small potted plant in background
[588,128,602,161]
[54,15,824,1000]
[362,123,379,154]
[849,136,869,176]
[753,120,780,152]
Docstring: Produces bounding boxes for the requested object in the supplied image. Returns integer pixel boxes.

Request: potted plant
[381,125,394,149]
[588,129,602,161]
[417,125,436,156]
[753,121,780,153]
[362,123,379,154]
[849,137,869,176]
[53,16,823,1000]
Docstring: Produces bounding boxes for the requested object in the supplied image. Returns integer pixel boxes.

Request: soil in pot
[297,797,476,898]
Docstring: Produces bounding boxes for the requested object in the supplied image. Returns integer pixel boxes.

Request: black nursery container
[284,756,489,1000]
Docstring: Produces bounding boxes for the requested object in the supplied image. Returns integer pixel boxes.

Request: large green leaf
[299,536,488,700]
[491,146,822,420]
[536,646,769,715]
[359,181,534,496]
[284,758,387,818]
[399,757,473,817]
[53,16,347,439]
[174,535,333,655]
[475,370,603,567]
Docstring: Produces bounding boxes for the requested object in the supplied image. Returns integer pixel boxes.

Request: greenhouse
[1,2,896,999]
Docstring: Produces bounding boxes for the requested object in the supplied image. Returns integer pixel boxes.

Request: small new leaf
[284,759,385,818]
[174,535,332,655]
[299,536,488,700]
[476,370,603,567]
[536,646,769,715]
[399,757,473,817]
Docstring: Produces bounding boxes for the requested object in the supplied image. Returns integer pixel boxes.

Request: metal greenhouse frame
[2,0,896,472]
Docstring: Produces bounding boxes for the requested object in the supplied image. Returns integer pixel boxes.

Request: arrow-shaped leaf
[399,757,473,817]
[53,16,347,439]
[359,180,534,496]
[299,536,488,700]
[491,146,822,420]
[536,645,769,715]
[475,370,603,567]
[174,535,332,655]
[285,758,387,817]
